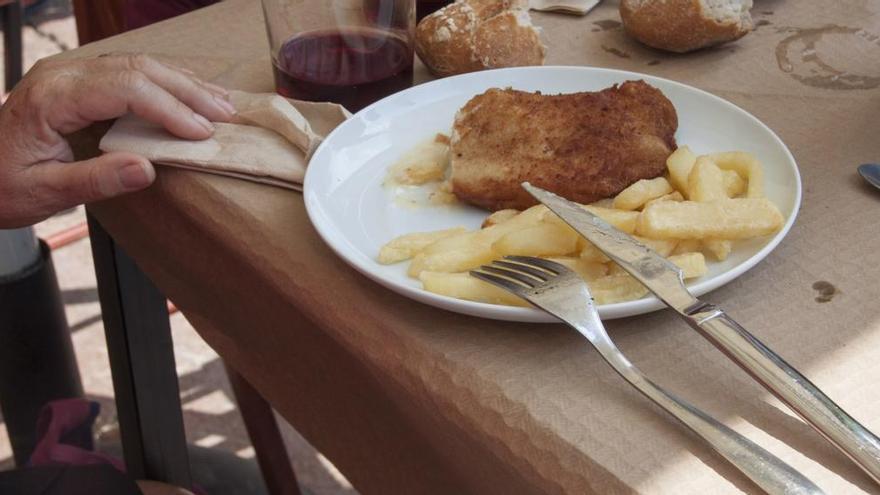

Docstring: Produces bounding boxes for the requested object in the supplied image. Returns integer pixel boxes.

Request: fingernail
[118,161,155,191]
[193,112,215,132]
[213,94,237,116]
[204,82,230,97]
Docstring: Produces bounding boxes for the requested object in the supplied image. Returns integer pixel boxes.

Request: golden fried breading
[450,80,678,211]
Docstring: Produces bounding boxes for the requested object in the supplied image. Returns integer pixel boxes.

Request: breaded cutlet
[449,80,678,211]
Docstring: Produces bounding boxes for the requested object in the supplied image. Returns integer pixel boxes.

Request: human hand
[0,54,236,228]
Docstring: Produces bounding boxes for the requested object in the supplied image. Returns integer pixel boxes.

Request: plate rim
[303,65,802,323]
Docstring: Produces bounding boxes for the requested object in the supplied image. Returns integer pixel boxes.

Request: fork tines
[470,256,566,292]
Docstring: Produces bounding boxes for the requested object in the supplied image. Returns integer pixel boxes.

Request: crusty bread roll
[620,0,753,53]
[415,0,545,77]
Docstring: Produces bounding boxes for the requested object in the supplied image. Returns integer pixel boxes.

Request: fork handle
[687,305,880,484]
[602,353,824,494]
[566,312,823,494]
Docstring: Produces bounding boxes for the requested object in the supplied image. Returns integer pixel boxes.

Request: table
[63,1,880,493]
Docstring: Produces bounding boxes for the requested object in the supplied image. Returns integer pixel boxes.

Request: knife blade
[521,182,701,314]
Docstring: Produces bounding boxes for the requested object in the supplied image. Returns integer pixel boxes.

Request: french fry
[478,204,547,242]
[493,223,578,257]
[588,274,649,305]
[672,239,702,255]
[666,146,698,196]
[378,227,467,264]
[590,198,615,209]
[688,156,748,202]
[482,209,519,228]
[722,169,747,198]
[668,252,708,279]
[637,198,784,240]
[709,152,764,198]
[613,177,674,211]
[408,232,496,277]
[703,239,732,261]
[419,272,528,307]
[545,257,608,281]
[644,191,684,208]
[580,242,611,263]
[421,231,478,254]
[688,156,727,202]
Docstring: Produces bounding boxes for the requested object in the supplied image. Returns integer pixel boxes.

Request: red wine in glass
[273,28,413,112]
[417,0,453,20]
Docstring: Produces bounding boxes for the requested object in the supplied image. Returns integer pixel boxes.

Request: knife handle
[686,304,880,484]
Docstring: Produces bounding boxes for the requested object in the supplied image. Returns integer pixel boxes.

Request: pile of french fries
[378,146,785,306]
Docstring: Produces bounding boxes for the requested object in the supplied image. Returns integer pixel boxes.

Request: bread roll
[620,0,753,53]
[415,0,545,77]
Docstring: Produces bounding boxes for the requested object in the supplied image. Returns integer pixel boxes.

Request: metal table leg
[86,210,192,489]
[1,0,23,90]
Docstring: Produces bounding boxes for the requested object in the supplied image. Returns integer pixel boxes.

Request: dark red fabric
[29,398,125,471]
[123,0,220,30]
[26,399,209,495]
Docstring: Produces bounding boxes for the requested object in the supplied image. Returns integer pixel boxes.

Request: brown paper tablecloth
[63,1,880,493]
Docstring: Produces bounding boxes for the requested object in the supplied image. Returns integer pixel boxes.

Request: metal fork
[471,256,823,495]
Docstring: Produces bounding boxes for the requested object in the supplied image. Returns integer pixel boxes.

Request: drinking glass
[416,0,452,20]
[261,0,416,111]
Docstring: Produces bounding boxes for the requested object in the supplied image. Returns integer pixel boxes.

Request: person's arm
[0,54,236,228]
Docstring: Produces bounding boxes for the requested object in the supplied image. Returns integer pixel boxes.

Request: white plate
[304,66,801,323]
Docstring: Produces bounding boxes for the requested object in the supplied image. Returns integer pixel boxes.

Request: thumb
[26,152,156,215]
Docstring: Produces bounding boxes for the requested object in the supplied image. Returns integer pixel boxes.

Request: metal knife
[522,182,880,485]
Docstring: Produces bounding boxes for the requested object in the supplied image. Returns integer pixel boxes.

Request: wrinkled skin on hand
[0,54,236,228]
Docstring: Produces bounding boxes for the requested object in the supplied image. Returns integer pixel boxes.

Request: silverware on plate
[522,182,880,485]
[471,256,823,495]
